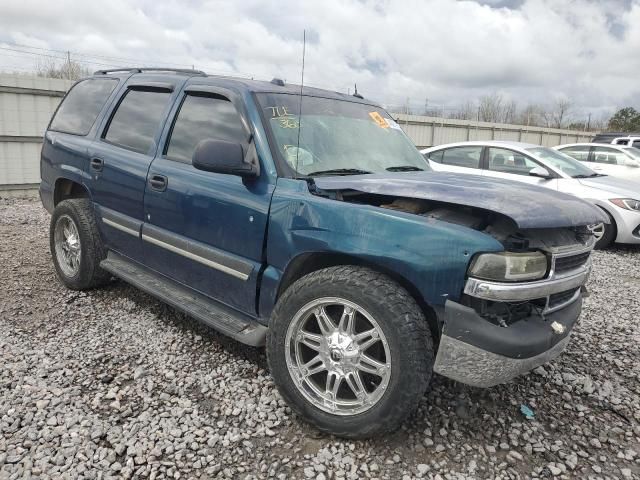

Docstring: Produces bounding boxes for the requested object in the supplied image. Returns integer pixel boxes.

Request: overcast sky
[1,0,639,120]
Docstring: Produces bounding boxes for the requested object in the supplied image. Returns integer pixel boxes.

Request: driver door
[142,86,274,315]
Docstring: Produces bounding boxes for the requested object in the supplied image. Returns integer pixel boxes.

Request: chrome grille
[554,251,590,274]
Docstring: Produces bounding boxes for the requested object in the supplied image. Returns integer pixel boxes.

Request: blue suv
[40,68,605,438]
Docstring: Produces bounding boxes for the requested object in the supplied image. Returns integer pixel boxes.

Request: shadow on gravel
[94,278,267,369]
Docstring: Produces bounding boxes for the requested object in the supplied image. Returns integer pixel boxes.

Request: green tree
[607,107,640,132]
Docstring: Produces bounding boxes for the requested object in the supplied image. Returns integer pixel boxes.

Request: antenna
[294,30,306,179]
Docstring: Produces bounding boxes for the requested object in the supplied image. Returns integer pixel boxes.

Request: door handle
[90,157,104,172]
[149,174,168,192]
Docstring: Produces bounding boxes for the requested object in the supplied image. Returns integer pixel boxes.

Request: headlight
[610,198,640,211]
[468,251,548,282]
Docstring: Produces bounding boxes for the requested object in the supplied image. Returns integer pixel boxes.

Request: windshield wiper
[385,165,424,172]
[573,173,606,178]
[307,168,373,176]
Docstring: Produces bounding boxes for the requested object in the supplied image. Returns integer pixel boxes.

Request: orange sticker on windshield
[369,111,389,128]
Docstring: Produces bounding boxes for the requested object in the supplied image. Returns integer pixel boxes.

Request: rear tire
[267,266,433,438]
[50,199,110,290]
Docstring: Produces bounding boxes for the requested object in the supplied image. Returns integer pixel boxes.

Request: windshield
[526,147,599,178]
[256,93,430,176]
[623,147,640,159]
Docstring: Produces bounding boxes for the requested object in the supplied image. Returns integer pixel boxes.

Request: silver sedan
[421,141,640,249]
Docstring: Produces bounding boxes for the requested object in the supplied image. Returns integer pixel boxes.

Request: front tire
[591,211,616,250]
[50,199,110,290]
[267,266,433,438]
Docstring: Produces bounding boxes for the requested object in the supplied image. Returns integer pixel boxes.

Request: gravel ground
[0,197,639,480]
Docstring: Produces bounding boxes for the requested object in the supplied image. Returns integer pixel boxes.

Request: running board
[100,252,267,346]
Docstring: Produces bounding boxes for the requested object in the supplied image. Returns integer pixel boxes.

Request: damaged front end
[311,185,596,388]
[435,235,593,387]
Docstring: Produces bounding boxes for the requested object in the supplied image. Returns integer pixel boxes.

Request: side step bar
[100,252,267,346]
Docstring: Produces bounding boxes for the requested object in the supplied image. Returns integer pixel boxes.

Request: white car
[610,136,640,148]
[421,141,640,249]
[554,143,640,181]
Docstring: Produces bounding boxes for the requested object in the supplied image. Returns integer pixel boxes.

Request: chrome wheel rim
[54,215,81,277]
[285,297,391,416]
[588,223,605,241]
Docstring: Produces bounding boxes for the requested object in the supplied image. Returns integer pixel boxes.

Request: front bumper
[609,205,640,244]
[434,298,581,387]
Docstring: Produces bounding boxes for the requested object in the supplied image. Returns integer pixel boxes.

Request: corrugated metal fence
[0,74,596,192]
[0,75,73,192]
[392,113,595,149]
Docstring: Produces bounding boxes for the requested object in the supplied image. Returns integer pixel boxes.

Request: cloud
[1,0,639,118]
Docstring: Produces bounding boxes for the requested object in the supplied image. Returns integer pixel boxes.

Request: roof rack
[94,67,207,76]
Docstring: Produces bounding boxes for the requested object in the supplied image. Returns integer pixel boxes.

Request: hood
[314,171,608,229]
[578,175,640,197]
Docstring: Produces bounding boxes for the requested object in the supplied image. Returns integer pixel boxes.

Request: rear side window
[104,89,172,154]
[559,145,591,162]
[50,79,117,136]
[165,94,247,163]
[592,146,628,165]
[441,146,482,169]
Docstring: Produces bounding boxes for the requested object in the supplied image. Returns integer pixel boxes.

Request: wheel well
[54,178,89,206]
[277,252,440,339]
[596,205,617,234]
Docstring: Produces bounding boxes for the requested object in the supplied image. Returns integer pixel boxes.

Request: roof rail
[94,67,207,76]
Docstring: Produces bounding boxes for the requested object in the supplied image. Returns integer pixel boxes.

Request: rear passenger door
[483,147,559,190]
[426,146,483,175]
[88,76,184,259]
[142,85,273,316]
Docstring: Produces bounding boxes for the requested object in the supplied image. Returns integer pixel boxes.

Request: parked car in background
[554,143,640,180]
[592,132,640,147]
[422,141,640,249]
[608,136,640,148]
[41,69,604,438]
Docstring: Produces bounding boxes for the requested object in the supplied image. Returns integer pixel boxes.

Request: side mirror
[624,158,639,167]
[192,139,259,177]
[529,166,551,179]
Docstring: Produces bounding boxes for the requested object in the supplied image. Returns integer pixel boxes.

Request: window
[166,94,247,163]
[559,145,591,162]
[592,146,628,165]
[440,146,482,169]
[632,141,640,149]
[527,147,595,178]
[427,150,444,163]
[255,93,429,176]
[50,79,117,135]
[487,147,539,176]
[104,89,171,153]
[615,139,629,145]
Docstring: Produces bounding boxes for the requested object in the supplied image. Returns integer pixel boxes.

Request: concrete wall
[0,75,73,191]
[392,113,595,149]
[0,74,596,191]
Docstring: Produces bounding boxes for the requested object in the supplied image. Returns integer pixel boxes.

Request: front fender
[262,179,503,315]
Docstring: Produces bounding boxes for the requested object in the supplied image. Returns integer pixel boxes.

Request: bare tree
[35,57,90,81]
[477,93,518,123]
[502,99,517,124]
[449,101,477,120]
[551,98,572,128]
[478,93,504,122]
